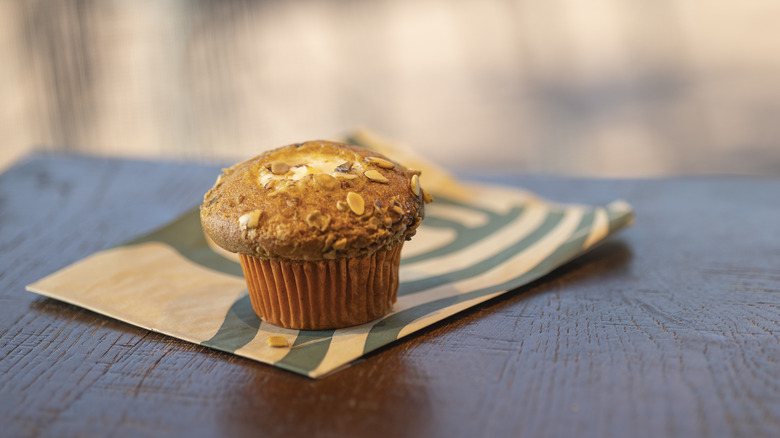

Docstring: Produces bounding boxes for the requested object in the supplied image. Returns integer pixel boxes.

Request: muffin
[200,140,430,330]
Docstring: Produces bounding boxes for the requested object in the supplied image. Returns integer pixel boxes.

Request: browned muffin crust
[200,140,428,260]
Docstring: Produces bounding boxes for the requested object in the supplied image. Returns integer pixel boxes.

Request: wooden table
[2,153,779,438]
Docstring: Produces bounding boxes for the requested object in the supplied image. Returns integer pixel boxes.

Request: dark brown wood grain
[2,153,779,438]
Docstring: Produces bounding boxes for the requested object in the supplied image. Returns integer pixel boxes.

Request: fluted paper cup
[238,244,403,330]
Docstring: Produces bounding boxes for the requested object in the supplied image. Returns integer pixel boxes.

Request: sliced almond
[366,156,395,169]
[364,169,389,184]
[314,173,336,190]
[259,173,274,186]
[347,192,365,215]
[238,209,262,229]
[306,210,331,232]
[410,174,421,197]
[333,238,348,251]
[324,234,337,250]
[334,161,353,173]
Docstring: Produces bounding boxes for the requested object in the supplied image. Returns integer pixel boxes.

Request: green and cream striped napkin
[26,134,633,378]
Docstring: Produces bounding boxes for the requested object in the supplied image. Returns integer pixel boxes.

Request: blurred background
[2,0,779,176]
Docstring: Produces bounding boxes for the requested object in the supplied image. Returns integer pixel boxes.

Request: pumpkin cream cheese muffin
[200,140,431,330]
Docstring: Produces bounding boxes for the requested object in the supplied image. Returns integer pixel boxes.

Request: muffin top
[200,140,430,260]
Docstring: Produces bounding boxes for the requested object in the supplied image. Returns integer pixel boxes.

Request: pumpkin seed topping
[347,192,365,215]
[410,174,421,196]
[314,173,336,190]
[267,336,289,348]
[366,156,395,169]
[270,162,289,174]
[422,188,434,204]
[364,169,389,184]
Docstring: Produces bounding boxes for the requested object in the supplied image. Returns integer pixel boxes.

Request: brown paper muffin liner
[238,244,404,330]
